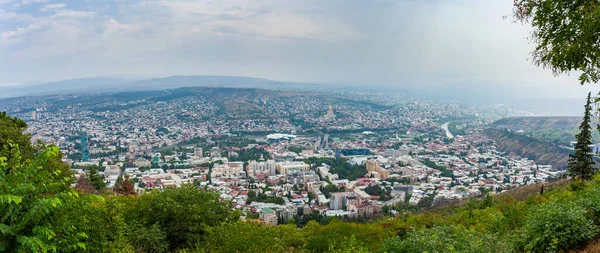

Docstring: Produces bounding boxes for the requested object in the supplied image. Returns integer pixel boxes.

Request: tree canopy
[0,139,84,252]
[568,93,596,180]
[514,0,600,84]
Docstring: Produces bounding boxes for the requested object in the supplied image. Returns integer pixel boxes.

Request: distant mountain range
[0,75,592,117]
[0,75,321,98]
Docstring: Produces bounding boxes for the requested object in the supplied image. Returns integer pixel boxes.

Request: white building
[275,161,310,175]
[104,165,121,177]
[211,163,244,178]
[249,160,276,175]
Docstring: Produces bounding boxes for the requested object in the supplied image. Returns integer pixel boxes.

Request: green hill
[491,116,589,145]
[484,128,572,169]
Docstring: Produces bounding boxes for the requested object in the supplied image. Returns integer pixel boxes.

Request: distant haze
[0,0,598,106]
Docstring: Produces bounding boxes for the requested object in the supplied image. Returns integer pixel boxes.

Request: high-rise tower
[81,132,89,162]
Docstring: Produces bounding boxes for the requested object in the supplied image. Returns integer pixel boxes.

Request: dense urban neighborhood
[0,87,566,225]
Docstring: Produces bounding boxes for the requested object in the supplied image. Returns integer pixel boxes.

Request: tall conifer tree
[567,92,596,181]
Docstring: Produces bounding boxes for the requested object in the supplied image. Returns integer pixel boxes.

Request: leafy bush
[522,201,598,252]
[125,185,239,250]
[204,222,304,252]
[125,222,169,253]
[577,187,600,225]
[570,180,586,192]
[378,226,514,253]
[0,145,85,252]
[328,235,369,253]
[302,220,391,252]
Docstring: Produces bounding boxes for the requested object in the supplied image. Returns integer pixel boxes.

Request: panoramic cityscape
[3,0,600,252]
[0,84,568,223]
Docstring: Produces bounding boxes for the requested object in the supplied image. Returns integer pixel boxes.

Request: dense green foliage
[87,169,107,192]
[0,112,34,160]
[287,146,306,154]
[228,148,270,162]
[125,186,239,250]
[523,201,598,252]
[0,145,84,252]
[447,122,468,136]
[422,159,454,177]
[246,190,285,205]
[568,93,596,181]
[0,112,78,252]
[304,157,367,180]
[379,225,514,253]
[364,185,390,198]
[492,116,588,145]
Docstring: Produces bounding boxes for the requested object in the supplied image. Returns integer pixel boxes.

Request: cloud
[21,0,49,4]
[208,12,358,41]
[9,0,48,7]
[0,0,593,102]
[0,7,95,45]
[0,10,32,21]
[104,18,140,34]
[0,82,21,87]
[146,0,357,41]
[0,19,51,44]
[41,3,66,12]
[51,9,95,19]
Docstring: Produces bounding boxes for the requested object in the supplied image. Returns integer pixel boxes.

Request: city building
[211,163,244,178]
[249,160,276,176]
[275,161,310,175]
[194,148,203,158]
[81,132,89,162]
[259,208,278,226]
[366,159,390,179]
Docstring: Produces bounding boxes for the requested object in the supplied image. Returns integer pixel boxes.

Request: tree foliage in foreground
[0,144,85,252]
[514,0,600,84]
[123,185,240,250]
[0,112,79,252]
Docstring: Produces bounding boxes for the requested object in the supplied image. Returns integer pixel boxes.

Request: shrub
[126,185,239,250]
[204,222,304,252]
[378,226,514,253]
[0,145,86,252]
[55,195,133,253]
[522,201,598,252]
[577,187,600,225]
[328,235,369,253]
[570,180,586,192]
[302,220,391,252]
[125,222,169,253]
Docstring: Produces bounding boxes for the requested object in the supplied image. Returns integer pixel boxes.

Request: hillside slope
[492,116,583,145]
[484,128,571,169]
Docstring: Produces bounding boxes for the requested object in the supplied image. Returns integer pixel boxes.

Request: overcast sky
[0,0,597,98]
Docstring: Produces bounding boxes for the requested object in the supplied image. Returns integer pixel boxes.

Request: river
[441,123,454,139]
